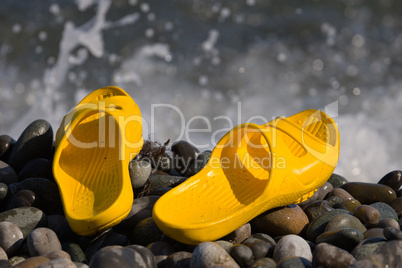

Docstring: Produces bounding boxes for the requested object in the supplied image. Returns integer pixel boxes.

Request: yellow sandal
[153,109,339,244]
[53,86,143,236]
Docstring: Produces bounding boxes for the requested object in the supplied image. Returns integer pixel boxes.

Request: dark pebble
[341,182,396,204]
[390,197,402,216]
[0,134,15,161]
[342,199,361,213]
[276,257,312,268]
[147,241,174,267]
[0,183,7,201]
[183,150,211,177]
[7,190,35,210]
[148,175,186,194]
[18,158,53,181]
[221,223,251,244]
[131,217,163,246]
[47,214,77,242]
[378,170,402,192]
[62,242,86,263]
[383,227,402,240]
[245,240,272,259]
[324,214,366,234]
[0,161,18,185]
[8,119,53,173]
[316,228,364,251]
[303,200,333,222]
[316,182,333,200]
[326,196,344,207]
[327,188,354,202]
[0,207,47,238]
[353,205,380,225]
[351,237,387,260]
[377,218,400,229]
[306,209,351,242]
[350,240,402,268]
[164,251,192,268]
[364,228,386,239]
[249,257,276,268]
[312,242,355,268]
[370,202,398,220]
[230,244,254,267]
[327,173,348,188]
[85,230,129,261]
[171,140,199,176]
[89,245,156,268]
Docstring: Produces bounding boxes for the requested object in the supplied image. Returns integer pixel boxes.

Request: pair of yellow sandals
[53,86,340,245]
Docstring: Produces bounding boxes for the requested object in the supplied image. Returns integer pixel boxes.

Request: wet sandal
[53,86,143,236]
[152,109,339,244]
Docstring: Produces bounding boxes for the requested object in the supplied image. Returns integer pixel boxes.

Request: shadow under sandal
[53,86,143,236]
[153,109,340,244]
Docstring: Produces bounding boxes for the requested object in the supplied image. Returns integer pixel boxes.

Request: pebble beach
[0,119,401,268]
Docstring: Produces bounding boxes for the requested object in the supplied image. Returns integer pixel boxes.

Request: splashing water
[0,0,401,183]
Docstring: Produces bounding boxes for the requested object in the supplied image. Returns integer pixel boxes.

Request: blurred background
[0,0,401,182]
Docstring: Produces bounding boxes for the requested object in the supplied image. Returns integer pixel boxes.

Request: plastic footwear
[53,86,143,236]
[153,109,339,244]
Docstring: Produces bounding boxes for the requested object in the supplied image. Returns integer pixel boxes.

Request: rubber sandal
[53,86,143,236]
[153,109,339,244]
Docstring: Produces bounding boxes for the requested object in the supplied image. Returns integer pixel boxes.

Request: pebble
[129,160,152,189]
[230,244,254,267]
[0,221,23,256]
[353,205,380,225]
[183,150,211,177]
[312,242,355,268]
[0,247,7,260]
[89,245,156,268]
[8,178,63,215]
[164,251,192,268]
[8,119,53,173]
[39,257,76,268]
[303,200,333,222]
[44,250,71,260]
[342,199,361,213]
[273,235,312,263]
[327,188,354,202]
[252,205,309,237]
[221,223,251,244]
[370,202,398,220]
[327,173,348,188]
[0,183,7,201]
[47,215,76,243]
[249,257,276,268]
[377,170,402,192]
[341,182,396,204]
[190,242,240,268]
[316,182,333,200]
[14,256,51,268]
[0,161,18,185]
[276,256,312,268]
[114,195,159,236]
[324,214,367,234]
[85,230,129,261]
[27,228,61,256]
[377,218,400,229]
[383,227,402,240]
[244,240,272,259]
[214,241,233,254]
[171,140,199,176]
[0,207,47,238]
[390,197,402,216]
[18,158,53,181]
[351,237,386,260]
[147,241,175,266]
[131,217,163,246]
[316,228,364,251]
[326,195,343,207]
[306,209,351,242]
[0,134,15,161]
[350,240,402,268]
[62,242,86,263]
[364,228,385,239]
[7,190,36,210]
[148,175,186,193]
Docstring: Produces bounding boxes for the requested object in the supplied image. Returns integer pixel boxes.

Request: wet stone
[0,207,47,239]
[390,197,402,216]
[18,158,53,181]
[276,256,312,268]
[324,214,367,234]
[327,188,354,202]
[0,183,7,201]
[0,221,23,256]
[129,159,152,189]
[383,227,402,240]
[316,182,333,200]
[326,196,344,207]
[316,228,364,251]
[0,161,18,185]
[273,235,312,263]
[332,202,347,210]
[378,170,402,192]
[342,182,396,204]
[89,245,156,268]
[351,237,387,260]
[131,217,163,246]
[351,240,402,268]
[8,119,53,173]
[164,251,192,268]
[245,239,272,259]
[147,241,174,267]
[249,257,276,268]
[171,140,199,176]
[353,205,380,225]
[298,191,319,208]
[342,199,361,213]
[312,242,355,268]
[306,209,351,242]
[183,150,211,177]
[85,230,129,261]
[230,244,254,267]
[148,175,186,194]
[0,134,15,161]
[370,202,398,220]
[252,205,309,237]
[27,228,61,256]
[221,223,251,244]
[7,190,36,210]
[364,228,385,239]
[303,200,333,222]
[327,173,348,188]
[190,242,240,268]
